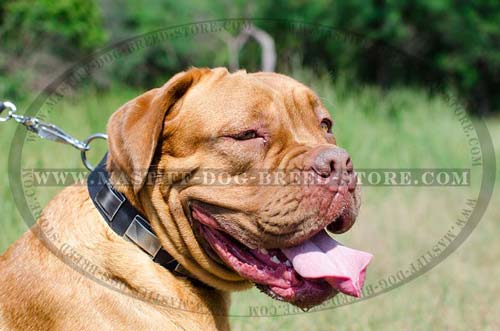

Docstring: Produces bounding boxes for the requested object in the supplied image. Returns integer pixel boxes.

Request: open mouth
[191,203,373,309]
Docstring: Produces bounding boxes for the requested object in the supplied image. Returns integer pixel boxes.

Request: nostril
[329,160,335,174]
[346,157,353,173]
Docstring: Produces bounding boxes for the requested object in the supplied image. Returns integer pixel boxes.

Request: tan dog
[0,67,370,330]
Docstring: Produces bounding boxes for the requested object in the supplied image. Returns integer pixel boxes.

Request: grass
[0,74,498,330]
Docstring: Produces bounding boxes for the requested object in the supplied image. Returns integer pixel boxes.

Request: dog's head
[107,67,371,309]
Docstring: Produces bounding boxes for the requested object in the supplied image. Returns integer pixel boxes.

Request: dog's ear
[107,67,208,193]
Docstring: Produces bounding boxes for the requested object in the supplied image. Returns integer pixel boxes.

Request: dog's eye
[231,130,258,141]
[320,119,332,133]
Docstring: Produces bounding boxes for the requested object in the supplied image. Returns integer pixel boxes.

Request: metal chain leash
[0,101,107,171]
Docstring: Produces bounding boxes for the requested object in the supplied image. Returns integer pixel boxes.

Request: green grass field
[0,75,498,330]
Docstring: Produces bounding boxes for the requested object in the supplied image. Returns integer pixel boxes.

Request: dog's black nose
[311,147,355,191]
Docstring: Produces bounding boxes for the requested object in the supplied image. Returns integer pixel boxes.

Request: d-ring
[81,133,108,171]
[0,101,16,122]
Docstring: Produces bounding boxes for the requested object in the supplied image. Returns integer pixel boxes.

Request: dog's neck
[39,183,231,329]
[90,155,229,293]
[82,157,232,326]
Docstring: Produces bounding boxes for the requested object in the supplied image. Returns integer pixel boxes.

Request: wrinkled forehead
[250,71,331,123]
[172,69,328,134]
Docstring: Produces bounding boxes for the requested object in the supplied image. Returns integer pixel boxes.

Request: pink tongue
[281,230,373,297]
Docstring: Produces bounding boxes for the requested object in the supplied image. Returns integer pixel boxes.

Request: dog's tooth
[259,248,268,255]
[270,256,280,264]
[285,260,291,267]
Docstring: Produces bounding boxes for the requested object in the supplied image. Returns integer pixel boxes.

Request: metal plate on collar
[124,215,162,258]
[95,183,125,221]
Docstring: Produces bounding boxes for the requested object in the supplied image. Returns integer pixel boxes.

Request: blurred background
[0,1,499,330]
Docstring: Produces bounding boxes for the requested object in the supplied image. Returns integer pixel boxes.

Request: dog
[0,67,371,330]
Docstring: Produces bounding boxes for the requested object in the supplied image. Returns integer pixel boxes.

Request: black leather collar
[87,154,181,272]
